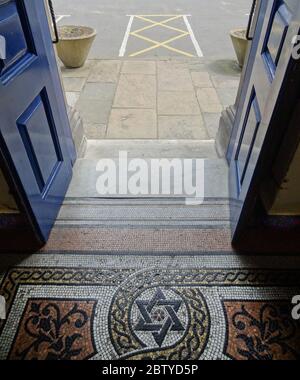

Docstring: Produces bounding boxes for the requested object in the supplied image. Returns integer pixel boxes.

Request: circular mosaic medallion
[130,287,189,349]
[109,270,211,360]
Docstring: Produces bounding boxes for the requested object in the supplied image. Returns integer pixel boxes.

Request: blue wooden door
[229,0,300,241]
[0,0,75,243]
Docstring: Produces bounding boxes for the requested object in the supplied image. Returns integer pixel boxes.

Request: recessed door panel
[0,0,35,80]
[267,8,288,64]
[262,2,291,77]
[235,92,261,188]
[17,91,62,195]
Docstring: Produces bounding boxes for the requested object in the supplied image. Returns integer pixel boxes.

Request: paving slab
[158,91,200,115]
[188,62,207,72]
[59,60,95,78]
[61,59,241,143]
[157,63,194,92]
[84,124,107,139]
[63,77,86,92]
[77,98,112,125]
[157,61,188,71]
[211,75,240,88]
[216,87,238,107]
[196,87,223,113]
[113,74,156,109]
[106,109,157,139]
[88,60,121,83]
[158,115,208,140]
[203,113,222,139]
[80,82,116,101]
[191,72,213,88]
[121,61,156,75]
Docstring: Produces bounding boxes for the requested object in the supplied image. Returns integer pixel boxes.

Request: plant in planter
[230,29,249,68]
[56,25,97,68]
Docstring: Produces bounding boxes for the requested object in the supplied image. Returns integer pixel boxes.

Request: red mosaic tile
[9,299,97,360]
[223,300,300,360]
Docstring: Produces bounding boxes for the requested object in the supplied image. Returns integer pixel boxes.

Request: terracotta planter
[230,29,249,68]
[56,25,96,68]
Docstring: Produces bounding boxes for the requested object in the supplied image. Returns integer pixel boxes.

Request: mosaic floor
[0,197,300,360]
[1,249,300,360]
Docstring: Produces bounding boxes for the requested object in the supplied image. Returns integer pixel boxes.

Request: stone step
[83,139,219,160]
[67,156,228,200]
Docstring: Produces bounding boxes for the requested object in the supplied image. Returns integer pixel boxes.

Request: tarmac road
[53,0,252,59]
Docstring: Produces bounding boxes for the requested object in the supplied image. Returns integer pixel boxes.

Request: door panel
[0,0,35,82]
[17,91,62,193]
[0,0,75,243]
[229,0,300,241]
[266,5,288,64]
[262,1,292,79]
[235,91,261,188]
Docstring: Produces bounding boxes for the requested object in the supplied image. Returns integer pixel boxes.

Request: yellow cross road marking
[126,15,197,58]
[133,15,188,35]
[130,32,193,58]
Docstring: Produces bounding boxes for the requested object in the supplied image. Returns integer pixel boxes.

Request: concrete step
[83,139,219,160]
[67,156,229,200]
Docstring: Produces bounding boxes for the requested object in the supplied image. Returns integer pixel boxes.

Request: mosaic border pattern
[0,257,300,360]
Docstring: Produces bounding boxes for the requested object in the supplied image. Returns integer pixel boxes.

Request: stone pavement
[61,59,241,141]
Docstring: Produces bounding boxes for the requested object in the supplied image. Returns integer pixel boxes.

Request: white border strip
[56,15,71,23]
[183,15,203,57]
[119,15,134,57]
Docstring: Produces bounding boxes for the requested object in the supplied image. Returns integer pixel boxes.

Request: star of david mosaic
[133,288,186,347]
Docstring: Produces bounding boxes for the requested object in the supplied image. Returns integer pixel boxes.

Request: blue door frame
[226,0,266,162]
[228,0,300,243]
[0,0,76,245]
